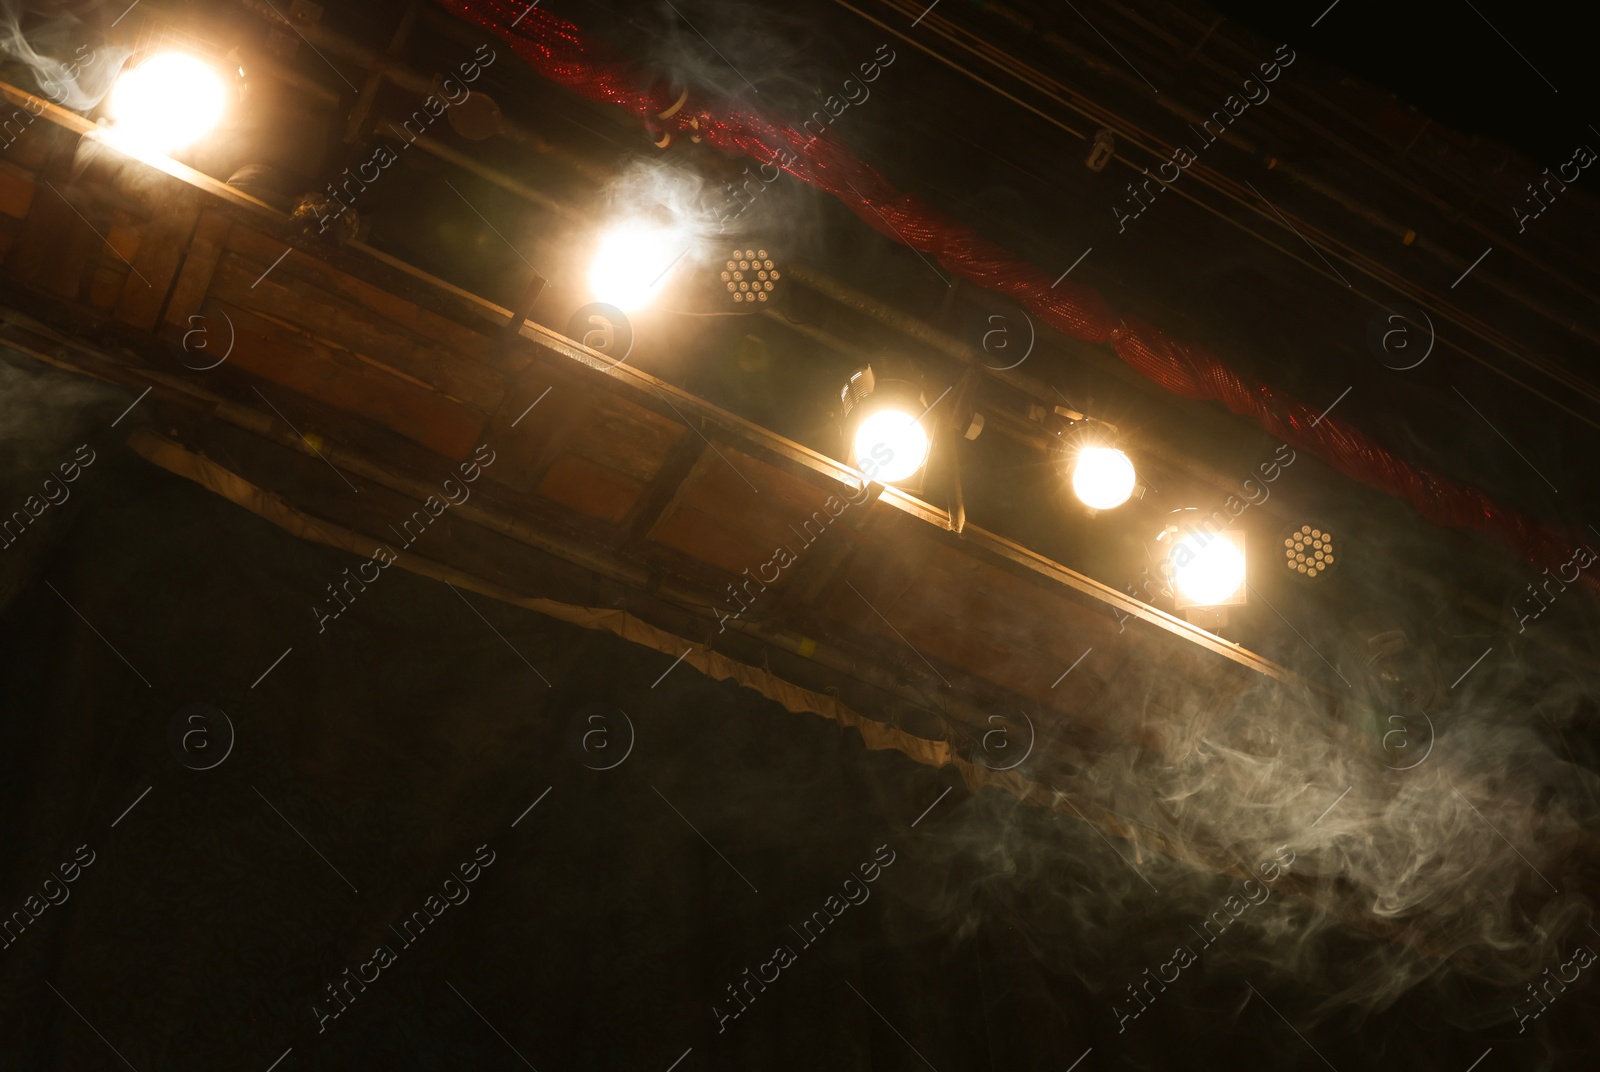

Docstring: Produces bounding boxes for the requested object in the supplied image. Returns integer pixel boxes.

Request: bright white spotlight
[1168,529,1247,608]
[108,53,228,154]
[1071,446,1136,510]
[588,223,687,311]
[853,408,931,484]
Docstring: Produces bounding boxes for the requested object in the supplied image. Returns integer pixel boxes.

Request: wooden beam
[620,431,704,544]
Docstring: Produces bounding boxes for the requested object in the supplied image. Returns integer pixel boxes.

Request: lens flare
[852,408,930,484]
[1071,446,1136,509]
[1169,530,1246,607]
[588,224,688,310]
[108,53,227,154]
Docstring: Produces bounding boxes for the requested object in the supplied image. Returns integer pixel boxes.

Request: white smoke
[0,0,128,110]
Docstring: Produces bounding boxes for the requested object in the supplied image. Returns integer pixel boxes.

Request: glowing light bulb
[1071,446,1136,509]
[587,223,687,310]
[1169,530,1246,607]
[853,408,930,484]
[108,53,227,154]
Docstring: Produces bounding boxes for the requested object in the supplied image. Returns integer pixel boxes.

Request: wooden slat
[5,177,101,299]
[621,434,703,542]
[647,446,863,577]
[225,225,506,367]
[209,296,490,460]
[481,366,689,528]
[209,252,507,412]
[535,454,647,525]
[161,208,235,339]
[0,166,33,219]
[555,391,687,484]
[114,193,199,329]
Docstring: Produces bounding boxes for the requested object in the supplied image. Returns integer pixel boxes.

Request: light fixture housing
[1165,526,1248,609]
[840,358,932,486]
[107,51,230,155]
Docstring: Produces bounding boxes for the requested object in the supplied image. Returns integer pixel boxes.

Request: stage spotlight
[1047,416,1139,511]
[587,222,688,311]
[852,409,930,484]
[1071,445,1136,510]
[1167,528,1247,608]
[1283,522,1337,580]
[720,247,781,306]
[108,52,228,154]
[840,359,934,485]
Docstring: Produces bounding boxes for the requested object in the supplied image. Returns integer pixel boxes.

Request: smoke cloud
[0,0,128,110]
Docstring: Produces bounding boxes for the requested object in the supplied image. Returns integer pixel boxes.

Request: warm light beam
[588,224,688,311]
[1169,530,1246,607]
[1071,446,1136,510]
[108,53,227,154]
[852,408,931,483]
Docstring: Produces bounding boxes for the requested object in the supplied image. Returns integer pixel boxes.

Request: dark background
[1216,0,1590,164]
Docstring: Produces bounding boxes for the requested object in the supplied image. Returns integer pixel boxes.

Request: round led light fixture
[1167,528,1247,608]
[720,247,780,306]
[587,221,688,311]
[108,52,229,154]
[1071,445,1137,510]
[1283,522,1337,580]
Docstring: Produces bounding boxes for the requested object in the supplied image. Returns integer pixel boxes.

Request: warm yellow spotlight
[1071,446,1136,510]
[852,408,931,484]
[1169,529,1247,608]
[108,53,228,154]
[588,223,688,311]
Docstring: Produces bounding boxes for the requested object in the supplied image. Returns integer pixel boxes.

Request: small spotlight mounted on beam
[1046,411,1142,512]
[105,50,234,156]
[1158,514,1247,611]
[840,356,934,487]
[586,218,689,312]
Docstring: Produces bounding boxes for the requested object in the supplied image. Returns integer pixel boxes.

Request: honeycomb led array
[1285,524,1334,578]
[722,248,779,304]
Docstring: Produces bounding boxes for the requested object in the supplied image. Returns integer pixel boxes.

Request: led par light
[840,358,932,486]
[1282,522,1338,581]
[719,246,781,306]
